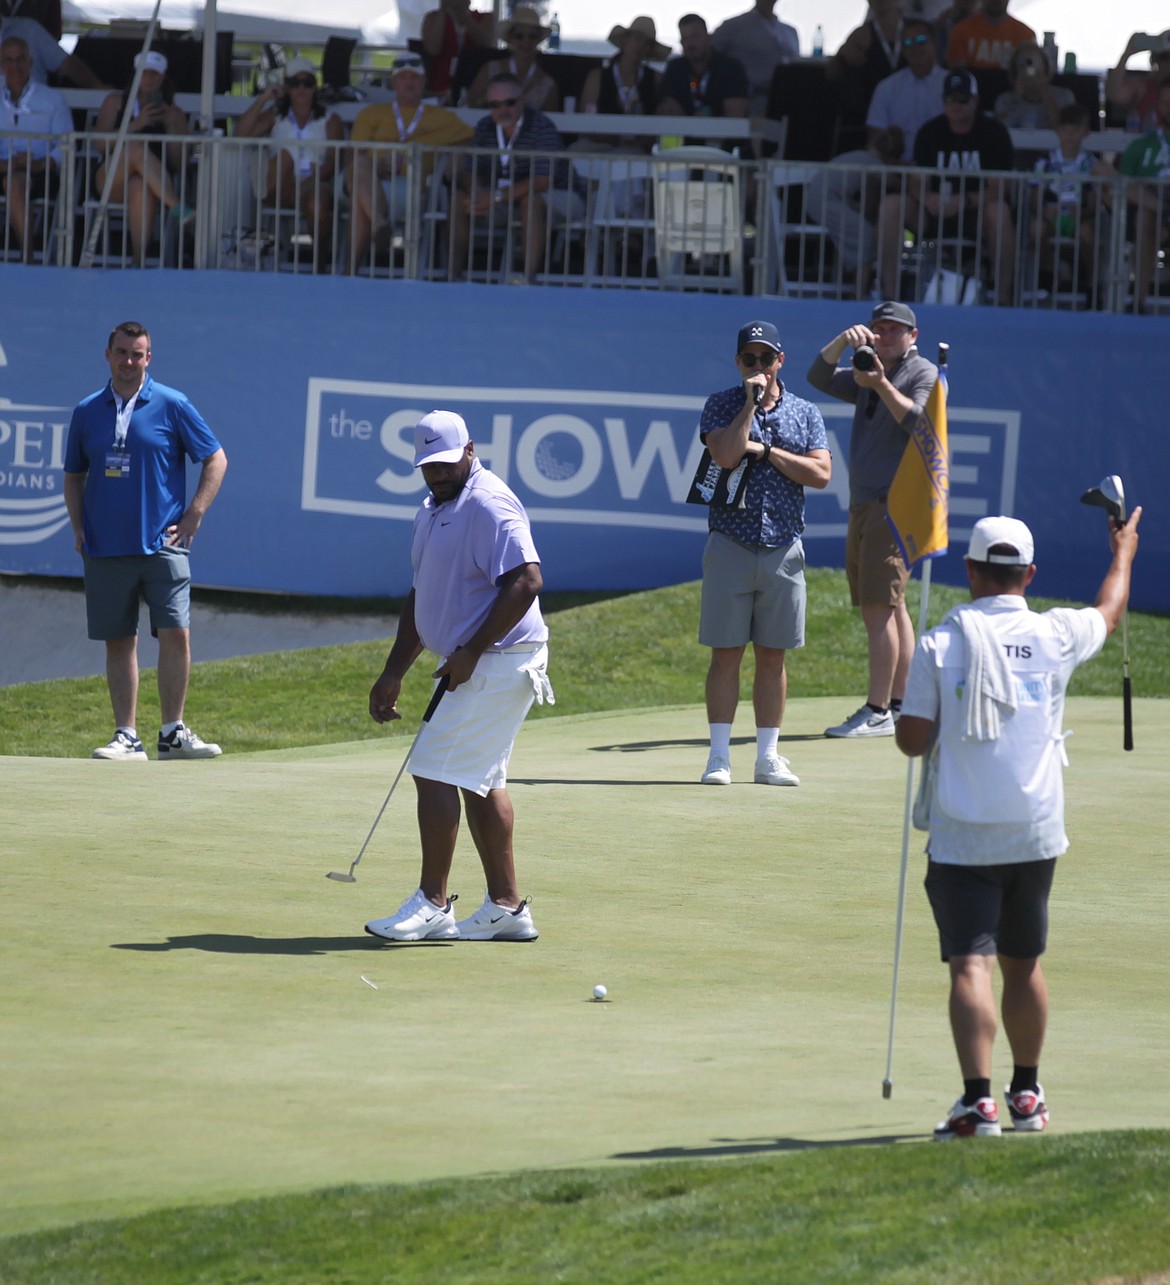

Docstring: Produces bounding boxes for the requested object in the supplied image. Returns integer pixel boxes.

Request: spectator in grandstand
[930,0,977,62]
[450,71,584,283]
[577,15,667,123]
[236,55,344,272]
[804,126,906,298]
[0,0,104,87]
[657,13,748,119]
[829,0,906,131]
[944,0,1034,71]
[0,32,70,261]
[1118,80,1170,314]
[994,42,1074,130]
[90,51,193,267]
[866,17,947,160]
[344,51,472,275]
[1107,30,1170,133]
[1029,102,1115,298]
[420,0,494,105]
[876,68,1017,304]
[464,7,559,112]
[711,0,799,118]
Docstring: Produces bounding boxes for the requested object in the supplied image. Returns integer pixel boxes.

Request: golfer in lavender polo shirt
[364,410,554,944]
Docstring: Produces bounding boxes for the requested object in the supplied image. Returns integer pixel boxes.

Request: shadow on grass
[613,1133,921,1161]
[587,734,825,753]
[109,934,453,954]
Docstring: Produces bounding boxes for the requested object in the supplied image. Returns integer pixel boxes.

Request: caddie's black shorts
[924,858,1056,961]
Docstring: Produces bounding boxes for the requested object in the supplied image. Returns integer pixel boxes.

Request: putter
[1080,475,1133,751]
[326,675,450,883]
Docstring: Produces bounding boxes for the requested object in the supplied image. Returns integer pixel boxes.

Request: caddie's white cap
[414,410,470,467]
[967,516,1034,565]
[135,50,168,75]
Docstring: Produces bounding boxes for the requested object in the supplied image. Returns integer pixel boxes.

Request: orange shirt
[945,13,1036,70]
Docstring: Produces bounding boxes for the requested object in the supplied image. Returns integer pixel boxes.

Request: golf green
[3,697,1167,1237]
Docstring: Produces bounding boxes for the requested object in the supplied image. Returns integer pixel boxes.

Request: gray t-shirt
[806,348,937,503]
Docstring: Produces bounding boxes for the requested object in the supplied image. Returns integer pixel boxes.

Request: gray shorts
[698,531,806,650]
[924,858,1056,961]
[83,547,191,641]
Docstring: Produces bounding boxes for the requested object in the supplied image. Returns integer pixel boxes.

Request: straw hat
[497,6,552,43]
[607,16,671,61]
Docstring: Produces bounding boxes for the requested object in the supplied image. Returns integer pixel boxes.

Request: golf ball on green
[593,984,607,1000]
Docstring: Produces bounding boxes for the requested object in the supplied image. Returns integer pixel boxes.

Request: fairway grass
[3,697,1168,1270]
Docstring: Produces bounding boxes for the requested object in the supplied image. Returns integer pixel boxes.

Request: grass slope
[2,1133,1169,1284]
[1,571,1167,757]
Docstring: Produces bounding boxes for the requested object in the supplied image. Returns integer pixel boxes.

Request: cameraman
[807,301,937,738]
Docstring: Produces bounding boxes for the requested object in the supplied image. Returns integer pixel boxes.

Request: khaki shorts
[698,531,805,650]
[845,500,910,608]
[409,645,553,797]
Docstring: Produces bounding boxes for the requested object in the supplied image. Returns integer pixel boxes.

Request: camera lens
[852,345,876,372]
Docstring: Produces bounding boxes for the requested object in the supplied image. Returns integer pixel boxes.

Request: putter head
[882,1079,892,1100]
[1081,474,1126,523]
[325,870,357,884]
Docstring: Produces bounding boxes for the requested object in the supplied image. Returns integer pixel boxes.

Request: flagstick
[882,341,948,1100]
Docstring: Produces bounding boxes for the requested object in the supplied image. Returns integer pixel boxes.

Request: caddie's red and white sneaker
[933,1096,1002,1140]
[1005,1084,1049,1132]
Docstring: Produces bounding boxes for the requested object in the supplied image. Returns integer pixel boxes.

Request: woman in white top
[92,50,192,265]
[237,56,344,269]
[465,6,560,111]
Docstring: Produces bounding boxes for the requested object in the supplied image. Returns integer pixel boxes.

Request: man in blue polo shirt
[697,319,832,788]
[63,321,228,761]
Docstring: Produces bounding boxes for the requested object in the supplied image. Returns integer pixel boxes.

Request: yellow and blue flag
[886,368,949,566]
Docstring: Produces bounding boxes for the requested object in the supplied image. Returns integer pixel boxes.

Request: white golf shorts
[409,644,553,796]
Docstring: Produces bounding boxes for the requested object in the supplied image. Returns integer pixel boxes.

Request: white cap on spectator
[134,50,168,75]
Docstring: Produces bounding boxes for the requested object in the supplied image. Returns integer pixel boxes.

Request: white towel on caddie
[945,604,1017,741]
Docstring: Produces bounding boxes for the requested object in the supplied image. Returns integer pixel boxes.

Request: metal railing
[4,128,1169,314]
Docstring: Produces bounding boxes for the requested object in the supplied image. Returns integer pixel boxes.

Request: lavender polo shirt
[411,457,547,660]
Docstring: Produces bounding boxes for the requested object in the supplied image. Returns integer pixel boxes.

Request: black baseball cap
[871,300,917,328]
[736,321,782,353]
[943,69,977,100]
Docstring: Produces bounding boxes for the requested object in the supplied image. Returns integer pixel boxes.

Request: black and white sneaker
[157,724,222,760]
[456,893,539,941]
[365,889,459,942]
[93,730,148,761]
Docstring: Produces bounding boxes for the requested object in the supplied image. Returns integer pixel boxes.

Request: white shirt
[865,64,948,160]
[902,595,1107,865]
[0,75,72,165]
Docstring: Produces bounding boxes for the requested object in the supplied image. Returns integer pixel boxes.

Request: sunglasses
[487,96,520,108]
[285,77,316,89]
[944,93,972,104]
[902,33,931,48]
[509,29,543,42]
[738,351,779,368]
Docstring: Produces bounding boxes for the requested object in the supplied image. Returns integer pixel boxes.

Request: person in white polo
[364,410,553,943]
[896,511,1141,1141]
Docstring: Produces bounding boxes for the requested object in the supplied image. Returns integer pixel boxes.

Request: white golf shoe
[754,753,800,786]
[365,889,459,942]
[92,730,148,761]
[824,705,895,738]
[700,752,732,785]
[157,724,222,759]
[456,893,538,941]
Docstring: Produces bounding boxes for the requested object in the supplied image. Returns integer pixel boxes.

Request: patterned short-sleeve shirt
[699,383,829,548]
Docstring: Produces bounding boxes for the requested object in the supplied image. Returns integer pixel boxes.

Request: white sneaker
[700,752,732,785]
[754,753,800,786]
[824,705,895,738]
[157,724,222,759]
[92,730,148,761]
[365,889,459,942]
[456,893,538,941]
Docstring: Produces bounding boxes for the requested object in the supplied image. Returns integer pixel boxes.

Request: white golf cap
[967,516,1034,565]
[134,50,168,75]
[413,410,469,467]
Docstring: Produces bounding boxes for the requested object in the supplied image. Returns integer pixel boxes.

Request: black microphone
[752,383,763,407]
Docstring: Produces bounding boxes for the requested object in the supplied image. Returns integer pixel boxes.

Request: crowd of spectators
[1,1,1169,309]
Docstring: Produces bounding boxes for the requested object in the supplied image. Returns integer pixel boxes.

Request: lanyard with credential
[496,117,521,187]
[392,100,423,143]
[106,390,138,479]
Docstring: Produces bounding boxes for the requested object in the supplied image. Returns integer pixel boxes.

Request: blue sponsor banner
[0,268,1166,611]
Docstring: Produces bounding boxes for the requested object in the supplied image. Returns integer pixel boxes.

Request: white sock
[709,723,732,757]
[160,721,183,738]
[116,726,137,739]
[756,727,779,759]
